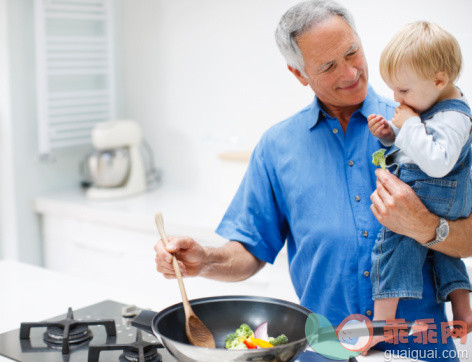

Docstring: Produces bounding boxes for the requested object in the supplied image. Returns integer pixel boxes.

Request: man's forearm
[200,241,266,282]
[415,213,472,258]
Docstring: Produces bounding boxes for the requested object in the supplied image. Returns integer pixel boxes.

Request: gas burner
[20,307,116,354]
[88,329,162,362]
[44,323,93,346]
[120,347,161,362]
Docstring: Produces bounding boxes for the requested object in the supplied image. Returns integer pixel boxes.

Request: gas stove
[0,300,176,362]
[0,300,355,362]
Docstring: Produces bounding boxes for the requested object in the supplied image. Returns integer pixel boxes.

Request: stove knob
[122,305,140,318]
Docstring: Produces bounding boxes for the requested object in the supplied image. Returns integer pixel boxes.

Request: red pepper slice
[243,339,257,349]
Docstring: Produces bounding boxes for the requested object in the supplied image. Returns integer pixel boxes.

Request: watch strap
[422,238,443,248]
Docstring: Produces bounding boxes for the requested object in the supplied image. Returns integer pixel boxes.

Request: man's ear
[288,65,309,86]
[434,71,449,90]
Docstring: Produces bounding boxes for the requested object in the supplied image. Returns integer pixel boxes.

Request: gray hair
[275,0,356,77]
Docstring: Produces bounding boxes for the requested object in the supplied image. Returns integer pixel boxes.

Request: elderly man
[154,0,472,359]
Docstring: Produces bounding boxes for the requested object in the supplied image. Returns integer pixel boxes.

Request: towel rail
[35,0,115,156]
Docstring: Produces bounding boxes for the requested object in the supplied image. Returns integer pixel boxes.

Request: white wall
[116,0,313,200]
[116,0,472,202]
[4,0,92,264]
[0,0,17,260]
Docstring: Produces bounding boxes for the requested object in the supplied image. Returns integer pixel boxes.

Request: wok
[132,295,422,361]
[133,295,312,362]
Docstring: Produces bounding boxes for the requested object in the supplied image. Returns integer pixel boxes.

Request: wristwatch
[423,218,449,247]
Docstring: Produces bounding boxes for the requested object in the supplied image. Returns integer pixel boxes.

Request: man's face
[290,16,368,109]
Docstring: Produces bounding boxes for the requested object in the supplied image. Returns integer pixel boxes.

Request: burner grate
[88,329,162,362]
[20,307,116,354]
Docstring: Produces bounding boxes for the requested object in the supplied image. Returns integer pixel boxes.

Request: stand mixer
[85,120,147,200]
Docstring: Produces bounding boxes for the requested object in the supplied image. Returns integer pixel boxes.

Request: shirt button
[362,230,369,237]
[366,310,372,316]
[355,195,361,202]
[333,128,339,134]
[348,160,354,166]
[364,271,370,277]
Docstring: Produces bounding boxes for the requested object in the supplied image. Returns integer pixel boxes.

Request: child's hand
[392,104,418,128]
[368,114,395,142]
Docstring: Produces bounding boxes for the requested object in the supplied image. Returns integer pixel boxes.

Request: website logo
[305,313,467,360]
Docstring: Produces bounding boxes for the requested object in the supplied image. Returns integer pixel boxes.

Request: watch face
[438,220,449,240]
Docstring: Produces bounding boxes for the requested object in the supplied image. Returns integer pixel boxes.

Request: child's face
[384,66,442,113]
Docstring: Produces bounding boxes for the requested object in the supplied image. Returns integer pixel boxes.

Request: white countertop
[34,187,228,244]
[0,260,155,334]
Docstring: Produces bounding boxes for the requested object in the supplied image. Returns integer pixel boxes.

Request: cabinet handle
[72,240,125,258]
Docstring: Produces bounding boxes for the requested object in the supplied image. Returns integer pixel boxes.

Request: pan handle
[351,319,464,336]
[370,320,416,336]
[329,320,418,338]
[132,310,157,334]
[132,310,164,347]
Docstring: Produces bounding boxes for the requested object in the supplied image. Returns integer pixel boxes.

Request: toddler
[367,21,472,347]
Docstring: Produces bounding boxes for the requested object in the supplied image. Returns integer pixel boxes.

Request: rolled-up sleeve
[215,135,288,264]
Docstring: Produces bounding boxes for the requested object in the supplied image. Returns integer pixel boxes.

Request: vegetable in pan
[225,322,288,349]
[269,334,289,346]
[225,324,254,349]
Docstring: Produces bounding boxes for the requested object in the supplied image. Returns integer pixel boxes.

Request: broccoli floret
[225,324,254,349]
[234,324,254,339]
[269,334,288,346]
[372,148,387,170]
[225,333,242,349]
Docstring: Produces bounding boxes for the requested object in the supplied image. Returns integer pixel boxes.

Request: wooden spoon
[154,212,216,348]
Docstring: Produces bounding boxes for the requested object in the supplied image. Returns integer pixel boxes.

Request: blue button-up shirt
[216,86,458,358]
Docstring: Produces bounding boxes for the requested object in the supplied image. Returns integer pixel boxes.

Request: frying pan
[133,295,312,362]
[132,295,418,362]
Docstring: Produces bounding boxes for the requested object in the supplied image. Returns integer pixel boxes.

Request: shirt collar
[308,85,380,130]
[307,97,325,130]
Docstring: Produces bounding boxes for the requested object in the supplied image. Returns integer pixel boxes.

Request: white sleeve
[378,121,400,147]
[395,111,471,178]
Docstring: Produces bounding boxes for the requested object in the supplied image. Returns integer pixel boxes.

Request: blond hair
[379,21,462,83]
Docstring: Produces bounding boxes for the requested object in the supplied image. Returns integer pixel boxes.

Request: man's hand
[154,238,266,282]
[371,169,472,258]
[370,168,437,243]
[368,114,395,142]
[391,104,418,129]
[154,236,206,278]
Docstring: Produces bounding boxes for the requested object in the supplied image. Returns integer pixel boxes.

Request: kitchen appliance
[0,300,175,362]
[84,120,147,200]
[0,298,359,362]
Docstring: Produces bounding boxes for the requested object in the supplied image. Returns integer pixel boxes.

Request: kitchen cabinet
[34,188,298,305]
